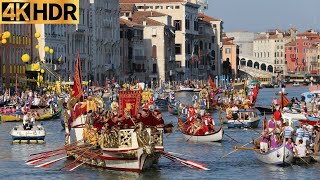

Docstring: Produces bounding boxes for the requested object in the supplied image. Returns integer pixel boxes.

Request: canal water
[1,86,319,180]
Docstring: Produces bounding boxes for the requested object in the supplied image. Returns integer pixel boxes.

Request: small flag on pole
[191,46,195,64]
[198,49,201,65]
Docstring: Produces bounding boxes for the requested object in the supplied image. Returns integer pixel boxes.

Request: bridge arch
[267,65,273,73]
[261,63,266,71]
[254,62,260,69]
[240,58,246,66]
[247,60,253,67]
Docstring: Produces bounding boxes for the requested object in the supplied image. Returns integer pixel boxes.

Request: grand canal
[1,86,320,180]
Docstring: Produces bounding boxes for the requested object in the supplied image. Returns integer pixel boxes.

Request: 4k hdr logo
[0,0,79,24]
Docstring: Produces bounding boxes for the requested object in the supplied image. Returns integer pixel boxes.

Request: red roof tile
[120,18,144,27]
[198,13,221,22]
[120,4,137,12]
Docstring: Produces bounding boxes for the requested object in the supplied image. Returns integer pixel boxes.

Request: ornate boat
[227,109,261,128]
[177,115,223,142]
[10,123,46,144]
[168,103,178,115]
[254,144,294,166]
[64,89,165,172]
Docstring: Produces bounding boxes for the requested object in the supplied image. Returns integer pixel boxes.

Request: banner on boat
[118,90,142,117]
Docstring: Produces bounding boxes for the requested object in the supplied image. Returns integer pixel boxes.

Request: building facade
[66,0,120,85]
[222,35,239,79]
[0,25,32,89]
[225,31,258,56]
[253,29,295,75]
[285,30,320,74]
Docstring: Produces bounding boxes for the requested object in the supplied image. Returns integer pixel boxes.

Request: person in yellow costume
[86,96,97,113]
[111,99,119,115]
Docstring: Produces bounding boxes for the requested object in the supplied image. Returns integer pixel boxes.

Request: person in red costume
[273,105,282,126]
[152,110,164,127]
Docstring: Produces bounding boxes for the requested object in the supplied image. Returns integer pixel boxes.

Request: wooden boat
[1,108,62,122]
[255,106,274,114]
[177,115,223,142]
[254,144,294,166]
[10,122,46,144]
[292,156,317,165]
[180,127,223,142]
[168,103,178,115]
[64,89,165,172]
[227,109,261,128]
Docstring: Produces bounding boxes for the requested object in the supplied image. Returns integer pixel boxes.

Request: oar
[296,156,310,166]
[162,152,209,170]
[66,151,101,171]
[59,145,95,171]
[186,127,201,142]
[224,133,240,143]
[26,151,66,165]
[233,146,260,151]
[35,156,68,168]
[29,139,83,156]
[222,141,252,158]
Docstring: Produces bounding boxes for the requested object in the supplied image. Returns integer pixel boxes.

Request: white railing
[239,66,274,76]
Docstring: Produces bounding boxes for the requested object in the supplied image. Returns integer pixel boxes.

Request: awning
[310,70,317,74]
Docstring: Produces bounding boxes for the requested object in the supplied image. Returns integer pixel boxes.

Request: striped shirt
[296,128,304,138]
[303,130,310,138]
[284,126,294,138]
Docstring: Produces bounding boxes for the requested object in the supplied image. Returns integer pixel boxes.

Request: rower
[260,130,269,153]
[294,139,307,157]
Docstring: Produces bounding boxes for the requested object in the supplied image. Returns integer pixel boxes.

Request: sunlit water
[1,86,319,180]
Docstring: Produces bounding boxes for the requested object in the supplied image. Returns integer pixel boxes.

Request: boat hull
[227,117,260,128]
[182,127,223,142]
[254,145,294,165]
[255,106,273,114]
[10,124,46,141]
[168,104,178,115]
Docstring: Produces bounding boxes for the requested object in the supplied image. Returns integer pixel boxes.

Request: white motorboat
[227,109,261,128]
[10,123,46,144]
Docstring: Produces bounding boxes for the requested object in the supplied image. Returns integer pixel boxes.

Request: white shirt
[295,144,307,157]
[231,106,239,112]
[23,115,28,125]
[33,97,40,105]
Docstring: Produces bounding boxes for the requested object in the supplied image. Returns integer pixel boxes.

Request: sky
[206,0,320,32]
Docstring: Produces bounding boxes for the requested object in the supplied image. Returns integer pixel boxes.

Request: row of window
[174,20,198,31]
[254,52,284,58]
[6,36,31,45]
[2,65,25,74]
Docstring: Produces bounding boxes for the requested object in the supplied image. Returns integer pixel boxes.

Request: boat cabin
[237,109,259,120]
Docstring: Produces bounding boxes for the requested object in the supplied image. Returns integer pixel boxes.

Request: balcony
[134,56,146,61]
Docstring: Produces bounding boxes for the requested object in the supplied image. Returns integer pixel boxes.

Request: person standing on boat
[192,94,198,104]
[231,105,239,119]
[269,133,279,149]
[302,125,310,146]
[283,122,294,141]
[295,124,304,145]
[260,131,269,153]
[268,115,276,133]
[286,138,295,151]
[22,113,29,130]
[273,105,282,126]
[294,139,307,157]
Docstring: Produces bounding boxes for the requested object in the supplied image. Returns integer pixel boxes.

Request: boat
[64,89,165,172]
[227,109,261,128]
[178,85,194,92]
[154,98,169,111]
[282,112,307,128]
[254,144,294,166]
[292,156,317,165]
[168,103,179,115]
[275,92,288,95]
[180,127,223,142]
[255,105,274,114]
[1,108,62,122]
[293,82,300,87]
[177,114,223,142]
[10,122,46,144]
[193,88,201,92]
[263,84,274,88]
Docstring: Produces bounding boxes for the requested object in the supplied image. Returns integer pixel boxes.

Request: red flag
[105,79,108,89]
[71,51,83,99]
[96,81,100,87]
[198,49,201,65]
[279,93,290,109]
[252,84,259,103]
[208,76,217,91]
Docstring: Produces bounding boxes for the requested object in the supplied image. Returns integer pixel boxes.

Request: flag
[263,113,268,130]
[58,55,63,64]
[279,93,290,109]
[112,77,115,86]
[71,51,83,99]
[96,81,100,87]
[208,76,217,91]
[191,46,195,64]
[198,49,201,65]
[252,84,259,103]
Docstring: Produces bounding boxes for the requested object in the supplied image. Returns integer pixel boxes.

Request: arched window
[152,45,157,58]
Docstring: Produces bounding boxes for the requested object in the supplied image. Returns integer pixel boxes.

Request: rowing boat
[254,144,294,166]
